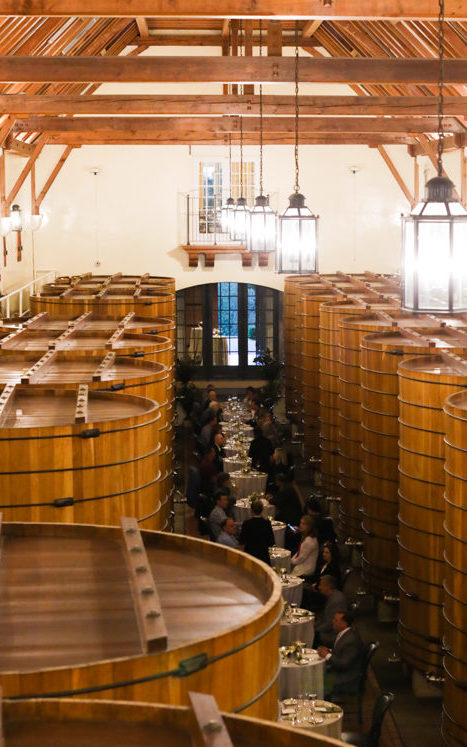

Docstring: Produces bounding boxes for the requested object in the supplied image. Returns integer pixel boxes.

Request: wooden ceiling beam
[302,20,322,38]
[44,133,415,146]
[135,17,149,39]
[2,56,467,84]
[4,93,467,116]
[1,1,467,19]
[3,135,34,156]
[12,115,465,134]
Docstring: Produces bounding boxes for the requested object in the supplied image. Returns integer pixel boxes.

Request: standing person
[269,473,302,526]
[290,515,319,578]
[208,490,229,540]
[317,611,364,697]
[248,426,274,474]
[314,575,348,648]
[217,518,240,549]
[239,500,275,565]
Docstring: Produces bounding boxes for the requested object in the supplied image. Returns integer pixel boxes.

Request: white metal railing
[0,269,57,318]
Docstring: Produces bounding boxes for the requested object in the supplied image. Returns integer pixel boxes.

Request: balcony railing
[182,192,241,246]
[1,269,57,318]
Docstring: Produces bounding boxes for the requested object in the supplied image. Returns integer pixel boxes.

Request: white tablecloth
[229,470,268,500]
[233,498,276,524]
[279,649,325,700]
[188,328,228,365]
[279,699,343,739]
[223,423,253,439]
[272,520,286,548]
[281,575,304,605]
[280,609,315,647]
[224,456,245,474]
[269,547,291,572]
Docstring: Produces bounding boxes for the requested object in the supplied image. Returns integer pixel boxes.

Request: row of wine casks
[0,278,176,531]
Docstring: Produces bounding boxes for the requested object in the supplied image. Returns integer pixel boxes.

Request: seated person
[211,428,226,472]
[199,446,219,495]
[239,500,275,566]
[208,490,229,540]
[314,575,348,648]
[290,515,319,578]
[303,542,342,611]
[261,411,279,447]
[217,517,240,549]
[269,473,302,525]
[248,426,274,474]
[199,410,218,450]
[216,472,236,515]
[243,386,256,405]
[318,611,364,697]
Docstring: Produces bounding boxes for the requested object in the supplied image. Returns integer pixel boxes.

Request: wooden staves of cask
[0,521,283,720]
[338,310,441,545]
[299,284,341,459]
[283,275,317,417]
[398,352,467,675]
[2,697,346,747]
[442,388,467,745]
[360,327,467,607]
[0,385,164,528]
[319,296,398,516]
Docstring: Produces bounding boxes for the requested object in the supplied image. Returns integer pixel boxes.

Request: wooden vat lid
[0,351,167,387]
[2,695,345,747]
[0,329,171,353]
[398,353,467,380]
[362,326,467,350]
[0,385,158,429]
[22,312,174,333]
[0,521,280,673]
[321,296,398,313]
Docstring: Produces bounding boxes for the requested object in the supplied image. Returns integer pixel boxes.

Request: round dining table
[269,546,291,572]
[271,520,286,548]
[280,574,304,605]
[280,608,315,647]
[229,470,268,499]
[278,698,343,739]
[233,498,276,524]
[279,648,325,700]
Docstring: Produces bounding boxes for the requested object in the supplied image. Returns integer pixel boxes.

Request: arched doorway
[176,282,283,379]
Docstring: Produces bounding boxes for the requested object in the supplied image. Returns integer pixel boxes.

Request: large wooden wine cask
[0,521,282,719]
[31,274,175,319]
[299,284,341,459]
[398,352,467,675]
[284,275,316,417]
[3,698,346,747]
[0,351,173,529]
[0,385,166,528]
[319,296,397,509]
[360,327,467,602]
[442,388,467,746]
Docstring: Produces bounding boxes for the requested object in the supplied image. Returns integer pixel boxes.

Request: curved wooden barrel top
[363,327,467,351]
[0,329,171,354]
[0,523,280,675]
[21,313,174,334]
[0,387,158,429]
[3,698,345,747]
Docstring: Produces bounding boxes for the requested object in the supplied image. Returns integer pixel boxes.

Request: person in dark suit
[239,500,275,566]
[317,611,364,697]
[248,426,274,474]
[269,473,302,526]
[314,575,348,647]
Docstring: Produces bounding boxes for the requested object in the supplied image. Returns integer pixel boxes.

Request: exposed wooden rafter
[32,145,75,213]
[377,145,415,206]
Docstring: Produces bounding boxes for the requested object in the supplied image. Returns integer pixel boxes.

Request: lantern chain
[437,0,445,177]
[294,21,300,194]
[239,20,244,198]
[259,19,263,196]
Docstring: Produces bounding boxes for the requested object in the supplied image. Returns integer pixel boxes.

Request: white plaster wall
[2,43,463,294]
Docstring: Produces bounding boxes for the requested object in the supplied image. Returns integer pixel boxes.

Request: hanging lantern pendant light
[277,22,318,274]
[401,0,467,312]
[221,132,235,235]
[231,20,250,242]
[249,20,278,254]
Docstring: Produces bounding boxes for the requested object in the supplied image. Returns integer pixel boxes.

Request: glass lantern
[401,176,467,312]
[231,196,250,242]
[248,194,277,253]
[10,204,22,232]
[277,192,318,273]
[220,196,235,235]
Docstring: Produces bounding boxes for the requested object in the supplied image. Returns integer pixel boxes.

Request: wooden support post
[267,21,282,56]
[74,384,88,424]
[5,136,46,208]
[377,145,415,207]
[188,692,233,747]
[120,516,168,653]
[414,155,420,204]
[35,145,73,211]
[230,20,238,95]
[0,148,6,267]
[461,148,467,207]
[243,20,254,95]
[0,117,13,147]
